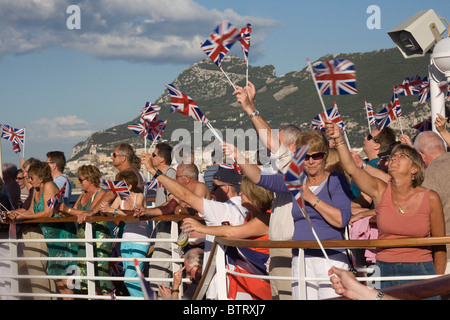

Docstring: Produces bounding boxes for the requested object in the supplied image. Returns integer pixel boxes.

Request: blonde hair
[295,130,329,159]
[241,176,274,212]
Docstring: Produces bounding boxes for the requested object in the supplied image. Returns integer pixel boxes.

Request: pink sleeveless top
[374,183,432,263]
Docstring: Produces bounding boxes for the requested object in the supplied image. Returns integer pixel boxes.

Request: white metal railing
[2,218,450,300]
[194,236,450,300]
[0,219,192,300]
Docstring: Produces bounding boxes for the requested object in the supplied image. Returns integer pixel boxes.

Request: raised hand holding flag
[283,144,333,268]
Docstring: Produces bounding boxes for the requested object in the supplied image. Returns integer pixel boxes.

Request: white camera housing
[388,9,446,59]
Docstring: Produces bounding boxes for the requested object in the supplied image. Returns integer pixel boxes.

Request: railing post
[7,224,19,299]
[85,221,96,297]
[215,243,227,300]
[296,248,307,300]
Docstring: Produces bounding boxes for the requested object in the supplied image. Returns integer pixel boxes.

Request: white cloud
[28,115,95,141]
[0,0,278,64]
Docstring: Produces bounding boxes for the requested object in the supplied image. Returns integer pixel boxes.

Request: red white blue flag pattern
[165,84,208,123]
[365,101,376,125]
[311,105,345,132]
[101,180,131,199]
[284,144,309,213]
[394,75,422,96]
[140,102,160,122]
[201,20,241,67]
[47,184,66,209]
[239,23,252,63]
[375,93,400,130]
[311,59,357,95]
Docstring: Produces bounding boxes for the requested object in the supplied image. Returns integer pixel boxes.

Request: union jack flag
[140,102,160,122]
[101,180,131,199]
[365,101,376,125]
[311,104,345,132]
[284,144,309,213]
[311,59,357,95]
[201,20,241,67]
[418,76,430,103]
[418,77,449,103]
[146,119,167,142]
[47,184,66,209]
[240,23,252,63]
[412,117,432,132]
[12,141,21,154]
[127,121,148,138]
[1,124,25,146]
[146,177,161,191]
[165,84,208,123]
[394,75,422,96]
[375,93,400,130]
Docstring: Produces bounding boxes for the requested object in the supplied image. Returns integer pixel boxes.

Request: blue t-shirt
[257,172,352,257]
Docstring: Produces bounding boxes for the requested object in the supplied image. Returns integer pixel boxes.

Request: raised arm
[223,142,261,184]
[141,152,205,215]
[435,113,450,146]
[325,121,386,204]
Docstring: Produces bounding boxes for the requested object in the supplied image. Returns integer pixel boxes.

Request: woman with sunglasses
[223,129,353,300]
[59,165,114,296]
[326,121,446,294]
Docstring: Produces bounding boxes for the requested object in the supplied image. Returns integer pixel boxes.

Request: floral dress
[76,190,114,294]
[35,193,78,276]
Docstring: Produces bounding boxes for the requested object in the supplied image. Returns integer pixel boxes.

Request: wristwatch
[153,169,163,179]
[249,109,260,119]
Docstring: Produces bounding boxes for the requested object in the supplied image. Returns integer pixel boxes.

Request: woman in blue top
[224,130,352,300]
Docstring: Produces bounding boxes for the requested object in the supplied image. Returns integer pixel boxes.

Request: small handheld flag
[101,180,131,199]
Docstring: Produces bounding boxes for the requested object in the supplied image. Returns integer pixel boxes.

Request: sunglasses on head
[305,152,325,161]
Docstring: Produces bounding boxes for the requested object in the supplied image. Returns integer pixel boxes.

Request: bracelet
[361,163,367,169]
[249,109,260,119]
[113,209,118,217]
[68,208,72,214]
[313,198,321,208]
[334,139,346,147]
[375,291,385,300]
[171,288,179,294]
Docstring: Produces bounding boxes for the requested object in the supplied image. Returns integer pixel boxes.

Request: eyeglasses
[367,134,380,143]
[16,177,24,180]
[305,152,325,161]
[152,153,160,158]
[176,175,188,179]
[389,153,412,161]
[78,177,86,183]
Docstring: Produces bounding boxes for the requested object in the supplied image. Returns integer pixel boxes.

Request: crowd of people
[0,81,449,301]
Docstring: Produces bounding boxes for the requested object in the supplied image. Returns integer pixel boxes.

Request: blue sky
[1,0,449,167]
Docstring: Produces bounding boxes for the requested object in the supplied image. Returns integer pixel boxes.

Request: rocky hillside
[70,48,437,160]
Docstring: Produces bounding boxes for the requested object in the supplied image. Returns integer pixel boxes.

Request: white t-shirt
[199,196,248,299]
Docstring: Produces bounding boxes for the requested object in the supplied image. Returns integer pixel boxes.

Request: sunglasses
[367,134,380,143]
[305,152,325,161]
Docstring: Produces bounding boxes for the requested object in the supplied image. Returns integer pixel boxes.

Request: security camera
[388,9,446,59]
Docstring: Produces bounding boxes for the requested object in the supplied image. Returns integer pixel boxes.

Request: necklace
[391,186,414,214]
[307,172,328,186]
